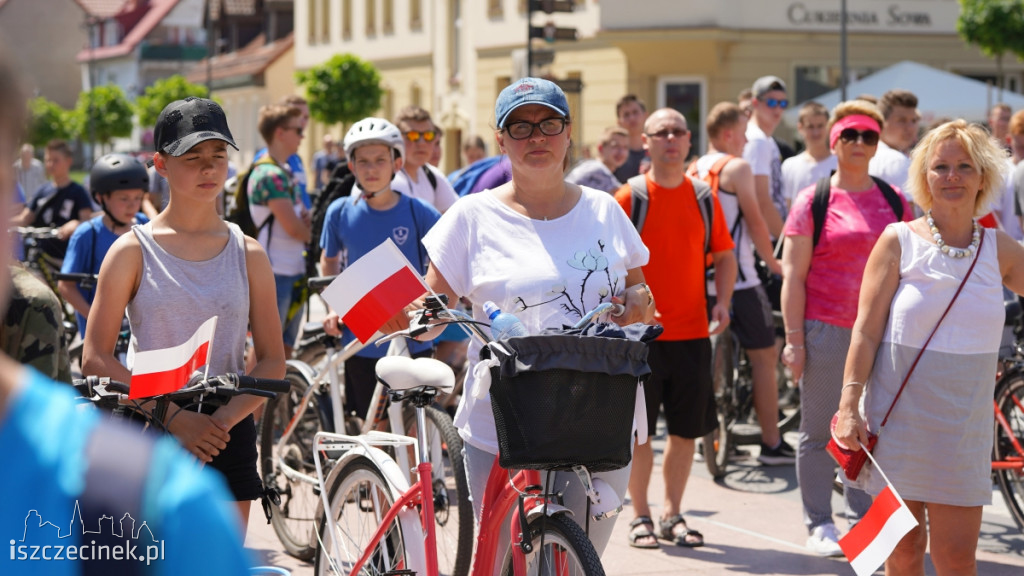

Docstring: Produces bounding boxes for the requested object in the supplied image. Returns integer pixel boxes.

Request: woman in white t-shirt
[418,78,654,560]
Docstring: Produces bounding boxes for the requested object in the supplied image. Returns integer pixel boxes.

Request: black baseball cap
[153,97,238,157]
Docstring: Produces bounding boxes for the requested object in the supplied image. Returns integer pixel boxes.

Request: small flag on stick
[321,238,429,343]
[130,317,217,399]
[839,447,919,576]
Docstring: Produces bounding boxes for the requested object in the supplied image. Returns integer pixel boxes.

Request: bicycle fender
[524,502,574,524]
[285,358,317,382]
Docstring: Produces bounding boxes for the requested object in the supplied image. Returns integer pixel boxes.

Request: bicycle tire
[261,366,322,560]
[994,371,1024,532]
[499,513,606,576]
[314,457,408,576]
[703,330,735,478]
[403,405,473,576]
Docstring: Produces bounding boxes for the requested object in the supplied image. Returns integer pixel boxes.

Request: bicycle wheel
[403,405,473,576]
[261,366,323,560]
[314,457,408,576]
[703,329,735,478]
[500,514,605,576]
[994,371,1024,531]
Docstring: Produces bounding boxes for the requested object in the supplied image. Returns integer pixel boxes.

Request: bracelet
[843,382,865,390]
[786,328,803,334]
[784,343,805,350]
[628,282,655,307]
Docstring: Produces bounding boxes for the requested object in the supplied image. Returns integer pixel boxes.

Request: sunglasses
[645,128,689,140]
[762,98,789,109]
[404,130,437,142]
[838,128,880,146]
[284,125,304,137]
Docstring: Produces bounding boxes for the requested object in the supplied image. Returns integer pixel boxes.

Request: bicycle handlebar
[74,373,290,406]
[55,272,98,289]
[11,226,59,238]
[308,275,337,292]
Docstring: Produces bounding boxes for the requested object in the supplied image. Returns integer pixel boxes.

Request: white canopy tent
[784,61,1024,126]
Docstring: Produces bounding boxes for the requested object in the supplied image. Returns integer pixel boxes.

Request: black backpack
[306,162,355,274]
[811,175,904,247]
[226,156,278,239]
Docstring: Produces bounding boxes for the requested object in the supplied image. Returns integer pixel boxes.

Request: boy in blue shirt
[320,118,441,419]
[59,154,149,337]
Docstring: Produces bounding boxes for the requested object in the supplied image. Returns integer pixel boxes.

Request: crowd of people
[6,41,1024,574]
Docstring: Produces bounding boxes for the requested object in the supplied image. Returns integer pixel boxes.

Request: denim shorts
[275,272,305,347]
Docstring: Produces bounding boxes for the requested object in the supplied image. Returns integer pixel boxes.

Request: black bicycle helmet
[90,153,150,198]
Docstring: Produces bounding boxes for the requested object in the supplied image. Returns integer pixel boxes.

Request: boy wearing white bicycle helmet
[319,117,441,420]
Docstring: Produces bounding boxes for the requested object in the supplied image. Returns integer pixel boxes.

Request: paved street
[244,420,1024,575]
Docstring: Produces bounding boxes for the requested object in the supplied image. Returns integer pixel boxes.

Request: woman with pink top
[780,100,913,557]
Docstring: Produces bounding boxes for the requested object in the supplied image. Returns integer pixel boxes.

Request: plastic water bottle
[483,301,529,340]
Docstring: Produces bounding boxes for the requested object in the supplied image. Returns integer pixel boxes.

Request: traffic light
[526,0,576,77]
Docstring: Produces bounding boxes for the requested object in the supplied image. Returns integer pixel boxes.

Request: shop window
[410,0,422,30]
[658,76,706,156]
[488,0,503,18]
[320,0,331,43]
[342,0,352,39]
[307,0,317,44]
[383,0,394,34]
[366,0,377,36]
[795,65,877,103]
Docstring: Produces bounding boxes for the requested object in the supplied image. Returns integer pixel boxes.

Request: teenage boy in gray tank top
[82,97,286,535]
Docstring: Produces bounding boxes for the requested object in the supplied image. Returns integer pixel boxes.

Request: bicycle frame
[994,397,1024,473]
[312,429,437,576]
[472,461,546,576]
[270,336,419,489]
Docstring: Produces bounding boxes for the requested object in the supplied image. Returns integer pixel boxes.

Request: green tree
[296,53,383,126]
[957,0,1024,99]
[26,96,72,146]
[70,85,134,154]
[135,75,210,128]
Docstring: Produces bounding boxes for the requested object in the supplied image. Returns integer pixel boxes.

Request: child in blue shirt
[320,118,441,419]
[59,154,149,337]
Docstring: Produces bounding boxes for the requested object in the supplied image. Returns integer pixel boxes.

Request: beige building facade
[294,0,1022,167]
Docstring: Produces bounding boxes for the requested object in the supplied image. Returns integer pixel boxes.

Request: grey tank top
[127,222,249,378]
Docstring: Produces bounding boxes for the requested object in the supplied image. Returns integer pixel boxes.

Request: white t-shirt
[422,187,650,453]
[695,153,760,292]
[868,141,911,200]
[743,122,785,220]
[781,152,837,207]
[391,164,459,213]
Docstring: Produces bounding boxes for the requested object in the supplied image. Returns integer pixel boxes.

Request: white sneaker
[806,523,844,557]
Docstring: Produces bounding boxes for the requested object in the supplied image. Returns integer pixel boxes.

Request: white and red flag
[321,238,429,343]
[129,316,217,399]
[839,449,919,576]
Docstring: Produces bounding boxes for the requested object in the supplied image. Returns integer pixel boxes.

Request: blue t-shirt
[320,193,440,358]
[0,369,252,575]
[253,148,310,209]
[60,214,149,337]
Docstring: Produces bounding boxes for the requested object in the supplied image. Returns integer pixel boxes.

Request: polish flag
[839,451,919,576]
[129,317,217,399]
[321,238,429,343]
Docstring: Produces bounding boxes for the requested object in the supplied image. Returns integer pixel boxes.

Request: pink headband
[829,114,881,150]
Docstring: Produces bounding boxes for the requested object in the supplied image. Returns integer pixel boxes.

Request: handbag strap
[878,227,986,429]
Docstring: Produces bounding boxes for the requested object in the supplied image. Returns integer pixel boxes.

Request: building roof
[75,0,180,62]
[72,0,129,18]
[185,32,293,87]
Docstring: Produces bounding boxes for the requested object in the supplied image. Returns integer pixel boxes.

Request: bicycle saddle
[375,356,455,394]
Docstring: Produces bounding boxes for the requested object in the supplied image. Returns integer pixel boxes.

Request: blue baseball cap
[494,77,570,129]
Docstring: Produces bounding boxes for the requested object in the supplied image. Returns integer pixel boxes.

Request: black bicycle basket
[484,330,652,472]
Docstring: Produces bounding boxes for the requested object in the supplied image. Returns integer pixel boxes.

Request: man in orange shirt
[615,108,737,549]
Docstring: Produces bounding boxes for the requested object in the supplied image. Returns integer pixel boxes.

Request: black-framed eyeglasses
[838,128,880,146]
[645,128,689,140]
[504,118,568,140]
[762,98,789,109]
[404,130,437,142]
